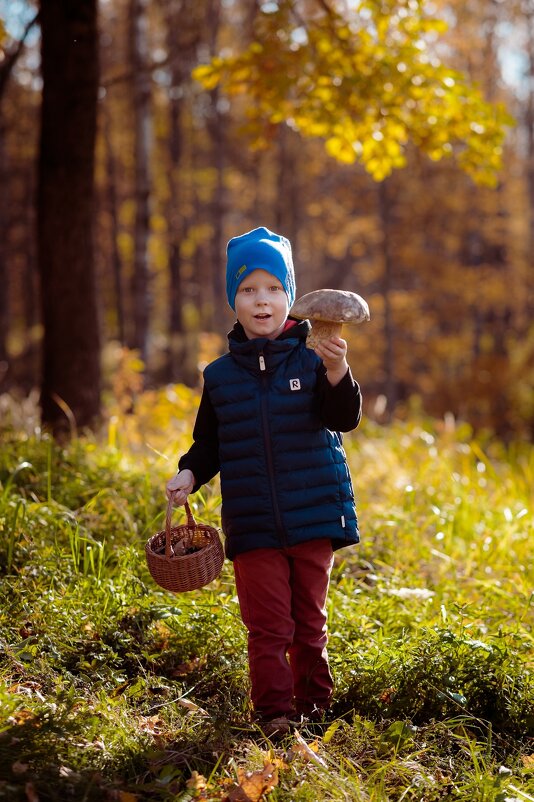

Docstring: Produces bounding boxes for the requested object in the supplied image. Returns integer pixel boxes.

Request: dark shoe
[258,716,292,739]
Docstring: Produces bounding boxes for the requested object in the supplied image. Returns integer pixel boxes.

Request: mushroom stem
[306,320,343,349]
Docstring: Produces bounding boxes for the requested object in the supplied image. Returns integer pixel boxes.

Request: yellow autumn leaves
[192,0,512,185]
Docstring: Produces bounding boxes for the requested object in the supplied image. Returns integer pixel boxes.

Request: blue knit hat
[226,226,296,311]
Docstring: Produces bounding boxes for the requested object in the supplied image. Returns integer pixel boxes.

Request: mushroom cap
[290,289,370,324]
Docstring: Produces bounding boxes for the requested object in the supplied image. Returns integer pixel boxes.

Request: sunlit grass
[0,388,532,801]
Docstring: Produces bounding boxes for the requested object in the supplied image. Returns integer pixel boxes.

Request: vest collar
[228,317,310,344]
[227,318,311,374]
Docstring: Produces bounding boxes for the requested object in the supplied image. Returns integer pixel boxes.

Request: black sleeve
[317,365,362,432]
[178,385,220,492]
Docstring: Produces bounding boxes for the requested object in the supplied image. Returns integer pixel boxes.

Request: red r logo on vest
[289,379,301,391]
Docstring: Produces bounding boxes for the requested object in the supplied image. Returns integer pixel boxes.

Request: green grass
[0,389,533,801]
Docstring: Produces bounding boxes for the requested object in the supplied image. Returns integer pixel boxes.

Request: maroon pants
[233,538,334,720]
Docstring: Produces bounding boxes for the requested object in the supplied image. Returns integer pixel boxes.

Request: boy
[166,226,361,737]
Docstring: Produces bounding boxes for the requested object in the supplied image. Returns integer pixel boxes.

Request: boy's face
[234,268,289,340]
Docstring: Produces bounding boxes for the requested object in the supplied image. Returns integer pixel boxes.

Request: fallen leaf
[433,768,452,784]
[19,622,35,638]
[59,766,80,780]
[521,754,534,770]
[8,710,37,726]
[226,762,278,802]
[137,715,165,735]
[224,788,249,802]
[118,792,138,802]
[175,697,208,716]
[9,682,45,701]
[186,771,208,792]
[171,657,205,676]
[268,754,289,771]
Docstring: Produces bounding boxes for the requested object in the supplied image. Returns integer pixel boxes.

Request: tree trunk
[378,180,396,418]
[37,0,101,436]
[517,2,534,438]
[206,0,226,333]
[209,93,226,330]
[166,53,187,381]
[275,125,299,246]
[103,106,125,344]
[0,78,9,386]
[128,0,152,366]
[525,8,534,317]
[0,116,9,375]
[161,0,185,382]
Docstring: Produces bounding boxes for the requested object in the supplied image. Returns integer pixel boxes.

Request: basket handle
[165,498,196,558]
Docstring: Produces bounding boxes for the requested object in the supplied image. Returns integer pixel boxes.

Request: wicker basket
[145,500,224,592]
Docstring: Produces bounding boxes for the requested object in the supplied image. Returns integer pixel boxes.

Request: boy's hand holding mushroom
[314,336,349,387]
[290,288,370,386]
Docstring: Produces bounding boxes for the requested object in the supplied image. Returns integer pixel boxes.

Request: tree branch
[0,11,40,103]
[101,34,200,89]
[315,0,338,18]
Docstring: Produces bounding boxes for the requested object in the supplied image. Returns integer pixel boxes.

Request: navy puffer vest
[203,325,359,559]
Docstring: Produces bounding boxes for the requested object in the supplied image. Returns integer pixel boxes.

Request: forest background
[0,0,533,439]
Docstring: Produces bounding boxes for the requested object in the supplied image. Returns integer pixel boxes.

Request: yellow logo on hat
[236,264,247,279]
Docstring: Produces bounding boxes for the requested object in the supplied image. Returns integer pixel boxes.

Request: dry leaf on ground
[8,710,37,726]
[175,697,208,716]
[225,762,279,802]
[171,656,206,676]
[137,715,166,735]
[186,771,208,793]
[58,766,81,780]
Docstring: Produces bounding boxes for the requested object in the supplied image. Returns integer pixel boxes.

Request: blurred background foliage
[0,0,532,439]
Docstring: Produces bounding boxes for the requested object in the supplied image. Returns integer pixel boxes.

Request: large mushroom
[290,288,370,349]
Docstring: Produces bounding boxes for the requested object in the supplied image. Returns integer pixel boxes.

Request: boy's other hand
[314,336,349,387]
[166,469,195,505]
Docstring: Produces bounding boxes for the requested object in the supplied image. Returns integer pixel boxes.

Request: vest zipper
[259,351,286,544]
